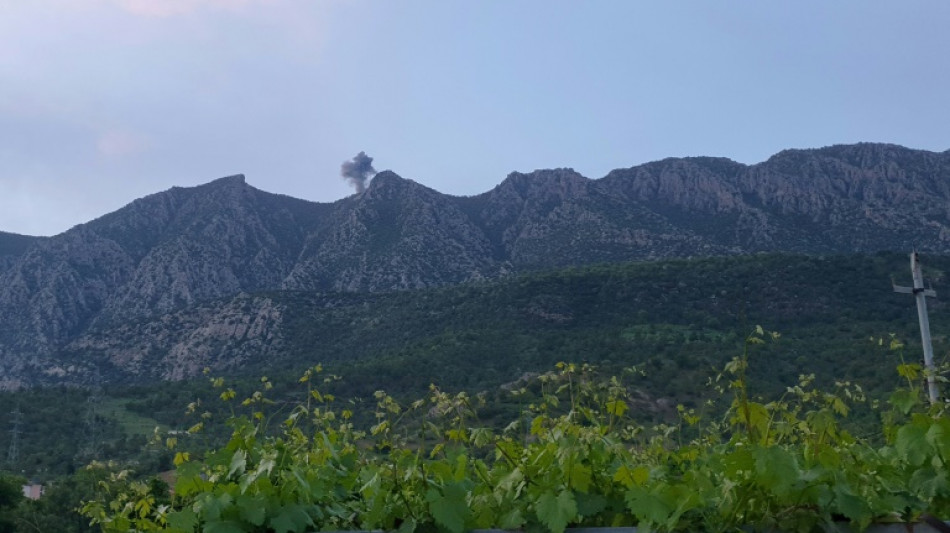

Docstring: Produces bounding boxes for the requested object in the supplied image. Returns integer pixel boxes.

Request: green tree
[0,472,26,533]
[10,468,103,533]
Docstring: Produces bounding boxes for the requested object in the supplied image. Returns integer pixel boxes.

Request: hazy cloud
[96,130,151,157]
[108,0,272,18]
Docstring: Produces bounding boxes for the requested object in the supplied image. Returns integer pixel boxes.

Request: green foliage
[0,472,26,533]
[5,252,948,484]
[7,252,950,530]
[258,252,950,403]
[9,467,105,532]
[0,387,166,481]
[81,334,950,532]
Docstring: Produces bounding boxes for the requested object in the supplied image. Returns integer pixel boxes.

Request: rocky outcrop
[96,175,326,322]
[60,294,284,382]
[284,172,500,291]
[461,167,716,266]
[601,144,950,253]
[1,143,950,387]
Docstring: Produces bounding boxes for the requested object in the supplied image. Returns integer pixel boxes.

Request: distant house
[22,483,43,500]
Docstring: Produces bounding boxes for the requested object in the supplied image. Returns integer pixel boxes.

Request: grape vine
[82,329,950,532]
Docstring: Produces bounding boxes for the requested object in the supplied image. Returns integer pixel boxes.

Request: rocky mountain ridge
[2,142,950,388]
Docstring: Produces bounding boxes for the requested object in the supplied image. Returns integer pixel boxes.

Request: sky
[2,1,949,236]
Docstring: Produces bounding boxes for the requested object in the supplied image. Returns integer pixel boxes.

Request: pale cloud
[96,130,151,157]
[109,0,273,18]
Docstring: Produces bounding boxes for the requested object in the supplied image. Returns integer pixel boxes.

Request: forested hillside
[2,251,945,480]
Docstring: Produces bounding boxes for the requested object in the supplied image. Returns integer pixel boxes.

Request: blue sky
[2,1,949,236]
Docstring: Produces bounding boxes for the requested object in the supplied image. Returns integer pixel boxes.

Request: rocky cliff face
[2,143,949,387]
[471,166,735,265]
[600,144,950,253]
[283,171,501,291]
[60,294,284,383]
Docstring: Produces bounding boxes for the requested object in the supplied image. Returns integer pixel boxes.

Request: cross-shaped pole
[893,251,939,404]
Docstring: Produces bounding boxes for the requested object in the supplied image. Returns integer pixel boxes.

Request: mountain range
[2,142,949,388]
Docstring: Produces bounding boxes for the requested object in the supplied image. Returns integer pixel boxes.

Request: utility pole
[893,251,939,404]
[6,405,22,469]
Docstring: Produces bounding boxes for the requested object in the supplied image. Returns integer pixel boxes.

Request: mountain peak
[206,174,246,187]
[762,143,927,167]
[367,170,405,187]
[362,171,435,199]
[495,168,588,199]
[167,174,246,194]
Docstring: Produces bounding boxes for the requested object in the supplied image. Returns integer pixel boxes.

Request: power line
[6,404,22,469]
[76,367,104,463]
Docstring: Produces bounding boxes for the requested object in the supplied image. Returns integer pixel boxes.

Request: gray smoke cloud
[340,151,376,194]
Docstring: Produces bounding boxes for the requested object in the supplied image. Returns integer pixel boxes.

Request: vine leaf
[910,466,950,500]
[896,424,928,466]
[606,399,628,417]
[496,507,525,530]
[174,462,205,498]
[754,446,798,497]
[536,489,577,533]
[575,491,607,518]
[889,389,919,415]
[197,492,233,521]
[625,486,672,528]
[228,449,247,479]
[269,504,314,533]
[165,508,198,532]
[237,493,267,526]
[614,464,649,488]
[428,482,470,533]
[832,484,871,525]
[925,419,950,455]
[568,462,592,493]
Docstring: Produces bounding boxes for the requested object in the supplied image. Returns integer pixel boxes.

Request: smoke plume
[340,151,376,194]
